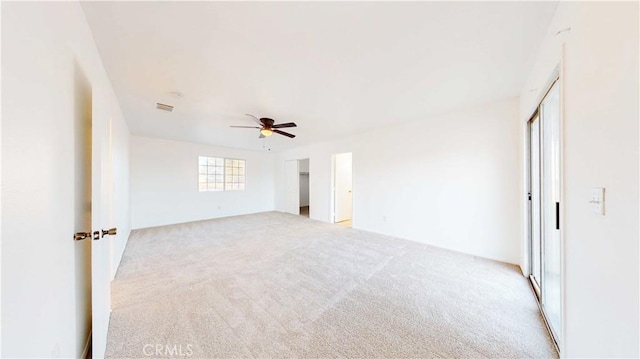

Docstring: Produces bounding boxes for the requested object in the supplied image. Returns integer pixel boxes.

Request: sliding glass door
[528,79,562,349]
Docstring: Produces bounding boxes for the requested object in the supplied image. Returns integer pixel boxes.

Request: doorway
[284,159,311,217]
[299,159,310,217]
[528,78,562,350]
[333,152,352,227]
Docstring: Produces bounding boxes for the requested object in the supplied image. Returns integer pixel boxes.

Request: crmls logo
[143,344,194,357]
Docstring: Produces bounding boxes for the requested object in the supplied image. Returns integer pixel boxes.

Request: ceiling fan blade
[245,114,262,125]
[272,122,297,128]
[230,126,260,128]
[273,129,295,138]
[259,133,265,139]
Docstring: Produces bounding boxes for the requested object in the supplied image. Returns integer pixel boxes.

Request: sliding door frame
[527,112,542,298]
[526,72,563,354]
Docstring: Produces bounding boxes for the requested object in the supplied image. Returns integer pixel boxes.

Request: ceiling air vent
[156,103,174,112]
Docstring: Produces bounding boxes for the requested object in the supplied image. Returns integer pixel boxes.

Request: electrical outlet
[590,187,605,215]
[382,215,387,222]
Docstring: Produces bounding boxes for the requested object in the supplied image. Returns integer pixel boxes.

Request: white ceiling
[82,1,558,151]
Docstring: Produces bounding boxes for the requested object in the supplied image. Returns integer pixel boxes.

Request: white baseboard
[81,330,92,359]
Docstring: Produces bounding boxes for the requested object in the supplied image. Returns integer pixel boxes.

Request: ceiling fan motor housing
[260,118,275,128]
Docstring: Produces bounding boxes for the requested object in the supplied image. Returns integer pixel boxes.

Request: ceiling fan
[230,114,297,138]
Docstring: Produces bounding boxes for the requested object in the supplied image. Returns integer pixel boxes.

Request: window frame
[223,158,246,191]
[198,156,246,192]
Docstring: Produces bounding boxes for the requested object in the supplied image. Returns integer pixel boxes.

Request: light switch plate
[590,187,605,215]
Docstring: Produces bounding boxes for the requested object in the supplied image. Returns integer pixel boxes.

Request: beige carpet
[106,212,556,358]
[337,219,352,228]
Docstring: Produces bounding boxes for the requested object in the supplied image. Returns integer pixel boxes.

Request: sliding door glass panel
[540,80,562,343]
[530,115,542,289]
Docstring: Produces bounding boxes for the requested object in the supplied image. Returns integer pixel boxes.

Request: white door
[73,70,114,359]
[73,69,93,358]
[91,108,115,357]
[284,160,300,215]
[334,153,352,223]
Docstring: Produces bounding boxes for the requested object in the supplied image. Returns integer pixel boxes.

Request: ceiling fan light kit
[231,115,297,139]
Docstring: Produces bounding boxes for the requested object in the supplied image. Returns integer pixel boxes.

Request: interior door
[73,68,93,358]
[91,111,114,358]
[334,153,352,223]
[73,68,114,358]
[284,160,300,215]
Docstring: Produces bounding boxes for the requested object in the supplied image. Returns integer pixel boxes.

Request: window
[224,158,246,190]
[199,156,224,191]
[198,156,245,192]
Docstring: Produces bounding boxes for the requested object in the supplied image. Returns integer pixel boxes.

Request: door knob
[74,232,92,241]
[74,231,100,241]
[101,227,117,238]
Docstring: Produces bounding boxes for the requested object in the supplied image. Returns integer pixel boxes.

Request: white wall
[276,98,522,264]
[110,115,131,278]
[520,2,639,357]
[130,136,275,229]
[0,2,3,353]
[2,2,131,358]
[0,2,3,352]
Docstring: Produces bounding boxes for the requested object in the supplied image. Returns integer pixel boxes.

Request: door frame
[526,71,564,354]
[527,113,542,298]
